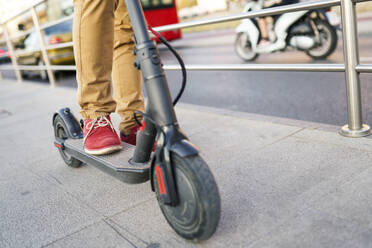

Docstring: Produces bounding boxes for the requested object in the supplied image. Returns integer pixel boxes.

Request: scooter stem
[125,0,179,163]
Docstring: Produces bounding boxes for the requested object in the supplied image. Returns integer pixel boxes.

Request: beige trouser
[73,0,144,135]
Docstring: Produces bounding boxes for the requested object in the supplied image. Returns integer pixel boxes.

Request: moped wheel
[234,32,258,61]
[306,20,338,60]
[53,115,83,168]
[154,153,221,241]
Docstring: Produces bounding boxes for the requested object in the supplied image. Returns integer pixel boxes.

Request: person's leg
[73,0,121,155]
[73,0,117,119]
[113,0,145,137]
[258,17,270,43]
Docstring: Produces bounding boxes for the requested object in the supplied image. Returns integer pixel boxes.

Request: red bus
[141,0,182,41]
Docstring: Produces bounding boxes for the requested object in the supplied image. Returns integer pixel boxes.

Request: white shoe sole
[84,145,122,155]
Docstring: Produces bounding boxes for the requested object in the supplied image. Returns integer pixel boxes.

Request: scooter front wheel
[235,32,258,62]
[154,153,221,241]
[53,115,83,168]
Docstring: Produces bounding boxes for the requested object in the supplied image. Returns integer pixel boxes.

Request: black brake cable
[148,26,187,106]
[133,110,165,137]
[134,110,166,150]
[133,27,187,133]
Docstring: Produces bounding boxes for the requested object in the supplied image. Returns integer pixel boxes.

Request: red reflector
[54,142,62,149]
[155,165,167,195]
[140,121,146,132]
[0,49,4,55]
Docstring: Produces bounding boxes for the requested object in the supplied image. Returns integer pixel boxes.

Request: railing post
[339,0,370,137]
[3,23,23,83]
[31,7,56,87]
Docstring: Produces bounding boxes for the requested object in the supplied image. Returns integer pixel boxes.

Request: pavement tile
[0,85,154,219]
[0,127,154,218]
[44,220,137,248]
[0,82,44,100]
[193,135,372,246]
[109,197,260,248]
[0,169,101,248]
[0,235,11,248]
[109,199,204,248]
[176,107,302,153]
[34,154,154,217]
[247,208,372,248]
[310,165,372,227]
[293,128,372,151]
[2,79,372,247]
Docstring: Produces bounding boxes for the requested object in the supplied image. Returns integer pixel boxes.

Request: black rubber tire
[154,153,221,241]
[234,32,259,62]
[53,115,83,168]
[306,20,338,60]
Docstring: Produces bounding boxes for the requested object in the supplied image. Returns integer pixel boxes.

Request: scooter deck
[64,138,150,184]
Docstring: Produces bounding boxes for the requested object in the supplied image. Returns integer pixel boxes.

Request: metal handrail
[2,4,72,42]
[31,6,56,86]
[39,15,73,31]
[0,65,46,70]
[0,0,371,137]
[1,42,74,57]
[5,16,73,42]
[9,29,34,42]
[3,63,372,73]
[46,41,73,50]
[0,0,45,24]
[163,64,346,72]
[13,48,41,56]
[0,64,76,71]
[155,0,340,32]
[356,64,372,73]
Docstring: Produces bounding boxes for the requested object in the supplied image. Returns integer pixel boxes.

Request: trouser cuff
[80,110,112,119]
[119,116,143,135]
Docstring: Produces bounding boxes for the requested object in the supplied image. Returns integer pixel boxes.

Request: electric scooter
[52,0,220,241]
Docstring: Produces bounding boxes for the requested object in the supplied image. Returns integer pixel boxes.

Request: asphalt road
[159,21,372,126]
[1,19,372,126]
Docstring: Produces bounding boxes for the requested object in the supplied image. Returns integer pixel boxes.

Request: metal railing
[0,0,371,137]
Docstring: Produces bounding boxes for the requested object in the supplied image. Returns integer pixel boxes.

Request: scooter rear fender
[53,108,83,139]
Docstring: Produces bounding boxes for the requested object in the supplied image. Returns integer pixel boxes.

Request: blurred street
[1,14,372,126]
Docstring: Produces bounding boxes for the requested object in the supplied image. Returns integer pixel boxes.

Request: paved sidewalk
[1,79,372,248]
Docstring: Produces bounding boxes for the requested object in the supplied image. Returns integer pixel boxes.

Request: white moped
[235,0,338,61]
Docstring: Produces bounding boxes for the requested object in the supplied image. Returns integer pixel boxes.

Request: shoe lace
[83,116,115,145]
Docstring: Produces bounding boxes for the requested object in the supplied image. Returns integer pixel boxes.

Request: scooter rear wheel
[154,153,220,241]
[306,19,337,60]
[53,115,83,168]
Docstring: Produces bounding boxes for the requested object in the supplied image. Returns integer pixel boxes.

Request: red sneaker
[120,125,140,146]
[83,115,122,155]
[120,125,156,151]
